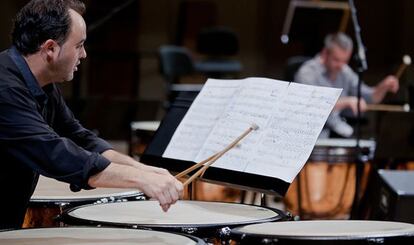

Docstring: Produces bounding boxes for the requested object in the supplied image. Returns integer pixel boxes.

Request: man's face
[322,44,352,77]
[51,9,87,82]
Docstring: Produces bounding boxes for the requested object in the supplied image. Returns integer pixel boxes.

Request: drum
[129,121,160,156]
[62,200,286,243]
[231,220,414,244]
[23,176,144,228]
[284,139,375,219]
[0,227,205,244]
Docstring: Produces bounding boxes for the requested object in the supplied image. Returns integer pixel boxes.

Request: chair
[158,45,202,108]
[194,26,243,78]
[284,55,312,82]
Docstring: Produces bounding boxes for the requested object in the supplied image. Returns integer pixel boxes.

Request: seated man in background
[294,32,399,138]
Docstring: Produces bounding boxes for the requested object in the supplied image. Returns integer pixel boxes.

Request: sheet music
[163,78,341,183]
[163,79,241,161]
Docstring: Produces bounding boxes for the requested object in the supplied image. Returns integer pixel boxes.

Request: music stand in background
[358,111,414,219]
[280,0,350,55]
[140,92,290,200]
[374,111,414,166]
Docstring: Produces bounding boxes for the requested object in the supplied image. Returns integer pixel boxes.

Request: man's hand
[372,75,399,103]
[380,75,399,93]
[334,96,367,115]
[137,167,183,212]
[88,162,183,212]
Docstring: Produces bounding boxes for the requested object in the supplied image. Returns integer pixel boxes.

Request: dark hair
[11,0,85,55]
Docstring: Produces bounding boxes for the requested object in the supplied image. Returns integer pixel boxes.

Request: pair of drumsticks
[175,124,259,186]
[366,54,412,112]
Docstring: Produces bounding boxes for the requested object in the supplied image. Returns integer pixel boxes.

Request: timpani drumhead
[32,176,142,203]
[0,227,204,245]
[130,121,160,132]
[231,220,414,244]
[63,200,283,236]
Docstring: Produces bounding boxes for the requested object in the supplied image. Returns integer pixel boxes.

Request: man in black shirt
[0,0,183,229]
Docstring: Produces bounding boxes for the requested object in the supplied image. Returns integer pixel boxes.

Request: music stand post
[348,0,368,219]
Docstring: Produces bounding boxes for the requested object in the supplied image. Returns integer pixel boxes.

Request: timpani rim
[230,220,414,240]
[0,226,205,244]
[30,190,142,203]
[62,200,286,229]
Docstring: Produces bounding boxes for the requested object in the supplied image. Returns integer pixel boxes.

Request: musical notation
[163,78,341,183]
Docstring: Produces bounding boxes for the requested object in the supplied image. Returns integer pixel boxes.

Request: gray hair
[324,32,353,51]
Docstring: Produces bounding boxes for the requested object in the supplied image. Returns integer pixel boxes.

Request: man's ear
[40,39,60,62]
[320,48,328,63]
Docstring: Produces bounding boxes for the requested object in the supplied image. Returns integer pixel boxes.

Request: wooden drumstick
[366,103,409,112]
[395,55,411,79]
[179,123,259,186]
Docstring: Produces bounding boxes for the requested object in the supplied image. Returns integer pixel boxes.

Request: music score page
[163,78,341,183]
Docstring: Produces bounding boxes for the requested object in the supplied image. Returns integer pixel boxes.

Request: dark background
[1,0,413,140]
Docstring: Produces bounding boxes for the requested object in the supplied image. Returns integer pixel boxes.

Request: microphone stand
[348,0,368,219]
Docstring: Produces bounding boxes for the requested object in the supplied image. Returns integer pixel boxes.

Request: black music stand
[374,111,414,166]
[357,111,414,219]
[140,91,290,199]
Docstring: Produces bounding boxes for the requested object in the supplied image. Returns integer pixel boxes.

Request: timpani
[285,139,375,219]
[62,200,287,243]
[0,227,206,244]
[23,176,144,228]
[230,220,414,244]
[129,120,160,156]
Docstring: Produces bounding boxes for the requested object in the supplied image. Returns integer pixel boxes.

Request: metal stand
[187,181,195,200]
[260,193,267,207]
[348,0,368,219]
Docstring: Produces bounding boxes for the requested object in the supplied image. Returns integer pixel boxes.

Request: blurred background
[3,0,414,223]
[1,0,414,140]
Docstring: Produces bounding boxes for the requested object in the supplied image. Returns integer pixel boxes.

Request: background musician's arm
[371,75,399,103]
[334,96,367,115]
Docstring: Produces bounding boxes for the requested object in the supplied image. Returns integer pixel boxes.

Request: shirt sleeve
[51,84,113,154]
[0,87,110,190]
[342,66,374,103]
[294,60,322,86]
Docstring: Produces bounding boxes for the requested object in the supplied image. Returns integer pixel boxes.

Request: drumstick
[395,55,411,79]
[175,153,219,178]
[366,103,409,112]
[180,123,259,187]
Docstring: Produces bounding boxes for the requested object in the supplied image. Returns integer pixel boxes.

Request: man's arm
[101,149,170,174]
[88,162,183,211]
[371,75,399,103]
[334,96,367,115]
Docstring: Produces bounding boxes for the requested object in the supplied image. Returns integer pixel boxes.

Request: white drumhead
[0,227,199,245]
[68,200,279,225]
[234,220,414,238]
[315,138,375,148]
[130,121,160,132]
[32,176,141,201]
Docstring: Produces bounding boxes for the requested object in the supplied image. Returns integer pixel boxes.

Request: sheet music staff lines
[164,78,341,183]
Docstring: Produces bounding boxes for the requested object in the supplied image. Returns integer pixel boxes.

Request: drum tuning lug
[261,238,278,244]
[218,226,231,239]
[57,202,69,207]
[367,238,385,244]
[135,196,146,201]
[181,227,198,234]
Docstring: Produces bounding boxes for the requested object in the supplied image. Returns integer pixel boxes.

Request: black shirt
[0,47,112,229]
